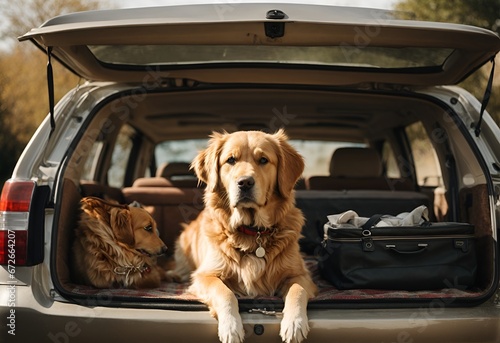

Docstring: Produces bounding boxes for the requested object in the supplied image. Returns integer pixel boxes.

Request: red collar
[237,225,274,236]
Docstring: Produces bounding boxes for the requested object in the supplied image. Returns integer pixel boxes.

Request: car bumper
[2,285,500,343]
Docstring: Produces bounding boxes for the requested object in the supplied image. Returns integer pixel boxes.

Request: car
[1,2,500,342]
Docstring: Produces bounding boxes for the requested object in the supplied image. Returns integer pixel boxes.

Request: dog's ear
[273,129,304,199]
[109,207,135,246]
[191,131,226,192]
[81,197,112,223]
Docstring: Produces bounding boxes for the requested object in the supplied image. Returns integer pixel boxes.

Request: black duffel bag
[318,214,477,291]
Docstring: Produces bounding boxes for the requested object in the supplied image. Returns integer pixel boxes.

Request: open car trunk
[50,85,498,310]
[17,2,499,316]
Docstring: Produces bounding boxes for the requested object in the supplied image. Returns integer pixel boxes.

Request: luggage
[318,208,477,290]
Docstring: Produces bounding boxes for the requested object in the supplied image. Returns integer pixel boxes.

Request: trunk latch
[265,10,286,38]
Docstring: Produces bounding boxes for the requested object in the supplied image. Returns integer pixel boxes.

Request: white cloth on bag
[326,205,429,229]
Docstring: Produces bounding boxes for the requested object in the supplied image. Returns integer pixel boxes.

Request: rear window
[89,44,453,70]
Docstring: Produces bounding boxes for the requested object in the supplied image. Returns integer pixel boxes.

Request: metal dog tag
[255,246,266,258]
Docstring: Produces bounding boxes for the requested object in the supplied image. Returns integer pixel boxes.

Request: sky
[118,0,397,10]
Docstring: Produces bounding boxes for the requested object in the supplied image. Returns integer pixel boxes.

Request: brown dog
[168,130,317,343]
[73,196,168,289]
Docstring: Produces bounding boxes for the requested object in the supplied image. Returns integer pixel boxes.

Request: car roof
[19,2,500,86]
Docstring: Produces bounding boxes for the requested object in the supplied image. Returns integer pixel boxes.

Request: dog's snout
[161,245,168,255]
[237,176,255,191]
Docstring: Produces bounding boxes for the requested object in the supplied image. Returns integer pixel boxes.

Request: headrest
[330,147,383,178]
[156,162,194,179]
[132,177,174,188]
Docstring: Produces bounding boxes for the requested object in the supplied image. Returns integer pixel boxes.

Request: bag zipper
[327,234,475,243]
[327,235,475,242]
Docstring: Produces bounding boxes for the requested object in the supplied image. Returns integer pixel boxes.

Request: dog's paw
[218,313,245,343]
[279,310,310,343]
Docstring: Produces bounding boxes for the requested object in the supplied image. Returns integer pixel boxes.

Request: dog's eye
[259,157,269,165]
[226,157,236,165]
[144,225,153,232]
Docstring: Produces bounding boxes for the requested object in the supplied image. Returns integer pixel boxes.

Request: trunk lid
[19,3,500,86]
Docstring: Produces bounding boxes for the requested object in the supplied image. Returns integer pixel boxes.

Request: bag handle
[361,213,430,232]
[386,243,428,254]
[361,214,384,231]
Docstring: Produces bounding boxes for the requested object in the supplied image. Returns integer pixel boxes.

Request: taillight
[0,180,46,266]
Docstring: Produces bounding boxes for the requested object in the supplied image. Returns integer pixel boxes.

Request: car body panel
[2,285,500,342]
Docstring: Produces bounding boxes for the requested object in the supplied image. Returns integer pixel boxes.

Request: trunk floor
[66,257,482,302]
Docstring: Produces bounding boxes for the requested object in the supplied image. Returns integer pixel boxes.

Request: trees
[0,103,22,185]
[0,0,105,186]
[0,0,102,42]
[395,0,500,123]
[395,0,499,32]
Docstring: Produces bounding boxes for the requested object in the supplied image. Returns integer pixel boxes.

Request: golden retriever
[168,130,317,343]
[72,196,168,289]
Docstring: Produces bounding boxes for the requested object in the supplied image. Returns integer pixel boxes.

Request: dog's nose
[237,176,255,191]
[161,245,168,255]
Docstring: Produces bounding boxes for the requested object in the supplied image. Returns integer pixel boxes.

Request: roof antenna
[475,56,496,137]
[47,46,56,138]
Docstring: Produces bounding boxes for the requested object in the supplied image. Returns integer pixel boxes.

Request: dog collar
[114,264,152,287]
[237,225,274,236]
[237,226,275,258]
[114,264,151,278]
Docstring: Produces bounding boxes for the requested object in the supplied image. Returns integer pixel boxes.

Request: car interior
[53,86,495,308]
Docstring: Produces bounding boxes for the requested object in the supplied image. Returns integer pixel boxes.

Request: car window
[154,139,365,179]
[406,121,442,187]
[81,141,104,181]
[291,141,366,178]
[88,44,453,70]
[108,125,135,188]
[154,139,208,173]
[381,140,401,179]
